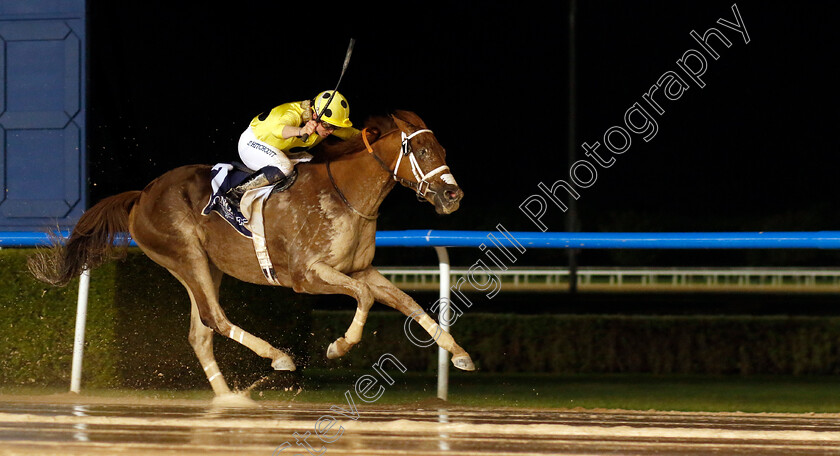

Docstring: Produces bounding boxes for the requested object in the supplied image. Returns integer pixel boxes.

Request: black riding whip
[302,38,355,141]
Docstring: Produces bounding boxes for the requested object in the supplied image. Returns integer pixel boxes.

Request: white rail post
[70,268,90,394]
[434,246,450,401]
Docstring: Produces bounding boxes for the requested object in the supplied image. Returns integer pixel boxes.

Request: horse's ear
[391,115,410,132]
[392,110,427,129]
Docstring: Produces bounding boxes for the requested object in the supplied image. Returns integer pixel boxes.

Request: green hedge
[0,249,119,387]
[4,247,840,390]
[308,311,840,376]
[0,249,313,389]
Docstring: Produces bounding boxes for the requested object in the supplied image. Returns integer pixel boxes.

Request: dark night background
[86,0,840,269]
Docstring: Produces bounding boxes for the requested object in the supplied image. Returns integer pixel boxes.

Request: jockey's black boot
[226,166,286,209]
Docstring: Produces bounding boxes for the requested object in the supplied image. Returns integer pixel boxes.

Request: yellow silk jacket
[249,101,359,151]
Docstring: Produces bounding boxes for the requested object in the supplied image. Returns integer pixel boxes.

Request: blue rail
[375,230,840,249]
[5,230,840,249]
[0,231,71,247]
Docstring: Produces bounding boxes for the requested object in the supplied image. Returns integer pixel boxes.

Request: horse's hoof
[212,392,258,408]
[326,341,341,359]
[271,356,296,371]
[451,355,475,371]
[326,338,350,359]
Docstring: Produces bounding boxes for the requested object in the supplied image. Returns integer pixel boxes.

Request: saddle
[201,162,296,237]
[201,162,293,284]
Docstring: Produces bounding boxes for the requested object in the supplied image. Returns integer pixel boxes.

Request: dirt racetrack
[1,394,840,456]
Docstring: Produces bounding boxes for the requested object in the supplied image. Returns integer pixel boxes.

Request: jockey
[228,90,359,200]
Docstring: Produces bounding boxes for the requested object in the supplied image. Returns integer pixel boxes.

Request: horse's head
[389,111,464,215]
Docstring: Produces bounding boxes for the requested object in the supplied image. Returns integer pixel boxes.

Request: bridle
[325,119,451,220]
[361,125,450,199]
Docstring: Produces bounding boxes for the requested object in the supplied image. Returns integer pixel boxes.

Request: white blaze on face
[440,173,458,186]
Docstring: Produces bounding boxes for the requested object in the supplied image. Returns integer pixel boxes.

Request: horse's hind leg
[188,295,231,396]
[167,268,232,395]
[352,267,475,371]
[170,259,296,384]
[179,265,243,395]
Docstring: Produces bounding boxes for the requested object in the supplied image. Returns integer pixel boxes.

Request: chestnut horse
[29,110,474,397]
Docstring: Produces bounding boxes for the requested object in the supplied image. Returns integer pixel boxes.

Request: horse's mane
[308,115,390,163]
[309,111,425,163]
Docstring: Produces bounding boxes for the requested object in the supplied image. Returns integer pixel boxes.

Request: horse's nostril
[446,190,459,201]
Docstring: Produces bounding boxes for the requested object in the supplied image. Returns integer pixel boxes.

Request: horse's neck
[326,137,400,218]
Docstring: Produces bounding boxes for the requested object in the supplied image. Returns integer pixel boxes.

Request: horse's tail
[28,190,142,287]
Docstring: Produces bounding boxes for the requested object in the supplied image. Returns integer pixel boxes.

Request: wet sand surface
[1,395,839,455]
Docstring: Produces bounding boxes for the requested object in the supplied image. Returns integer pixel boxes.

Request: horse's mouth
[432,186,463,215]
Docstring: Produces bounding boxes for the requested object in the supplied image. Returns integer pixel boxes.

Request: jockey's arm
[280,125,303,139]
[280,123,316,139]
[273,109,310,139]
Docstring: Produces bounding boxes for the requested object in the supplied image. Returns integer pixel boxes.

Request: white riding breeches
[238,127,294,175]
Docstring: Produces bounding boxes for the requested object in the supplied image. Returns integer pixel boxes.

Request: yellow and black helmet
[313,90,353,128]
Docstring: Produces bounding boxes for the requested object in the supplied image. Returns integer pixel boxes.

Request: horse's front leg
[299,262,375,359]
[351,267,475,371]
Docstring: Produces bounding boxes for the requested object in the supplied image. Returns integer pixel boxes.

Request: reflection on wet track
[1,397,840,455]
